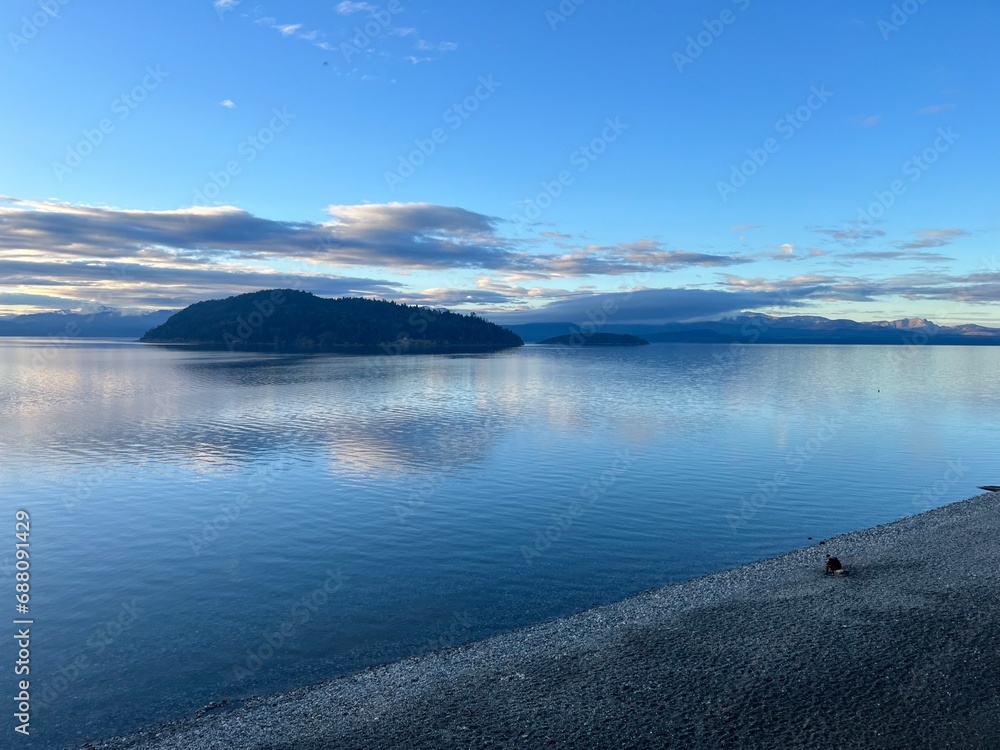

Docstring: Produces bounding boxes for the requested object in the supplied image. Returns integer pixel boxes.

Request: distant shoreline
[6,335,1000,348]
[90,490,1000,749]
[137,341,520,354]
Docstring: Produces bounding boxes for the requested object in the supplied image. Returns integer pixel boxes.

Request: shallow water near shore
[2,338,1000,748]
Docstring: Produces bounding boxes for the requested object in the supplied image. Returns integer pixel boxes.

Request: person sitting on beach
[825,555,844,575]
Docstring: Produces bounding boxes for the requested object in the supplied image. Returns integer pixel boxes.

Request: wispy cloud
[812,226,887,244]
[219,99,235,109]
[745,246,826,262]
[4,199,989,318]
[416,39,458,52]
[255,17,303,36]
[0,257,401,310]
[335,1,376,14]
[719,267,1000,307]
[894,227,969,250]
[249,13,332,51]
[854,115,881,127]
[918,103,956,115]
[0,199,750,284]
[838,250,953,263]
[593,240,749,271]
[490,288,805,325]
[0,198,758,315]
[232,3,435,73]
[722,273,837,293]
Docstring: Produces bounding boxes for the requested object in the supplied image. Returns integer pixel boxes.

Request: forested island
[538,333,650,346]
[139,290,523,353]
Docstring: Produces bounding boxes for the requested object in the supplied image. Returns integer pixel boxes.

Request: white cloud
[253,16,327,47]
[0,198,992,317]
[416,40,458,52]
[220,99,235,109]
[918,103,956,115]
[0,199,751,284]
[336,1,376,14]
[812,226,886,244]
[490,288,805,325]
[894,228,969,250]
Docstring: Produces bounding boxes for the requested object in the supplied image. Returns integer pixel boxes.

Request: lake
[2,338,998,748]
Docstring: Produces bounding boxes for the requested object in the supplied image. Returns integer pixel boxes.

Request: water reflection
[1,345,529,474]
[5,339,1000,749]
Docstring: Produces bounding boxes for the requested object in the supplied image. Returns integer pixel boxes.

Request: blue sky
[1,0,998,325]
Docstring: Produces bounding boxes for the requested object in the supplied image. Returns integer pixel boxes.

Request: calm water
[2,338,999,748]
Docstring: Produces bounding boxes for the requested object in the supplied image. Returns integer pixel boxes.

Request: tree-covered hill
[139,290,523,353]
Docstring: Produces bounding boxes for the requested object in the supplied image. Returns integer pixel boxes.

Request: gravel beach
[89,492,1000,750]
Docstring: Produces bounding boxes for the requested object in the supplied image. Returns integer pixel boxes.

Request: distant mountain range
[507,314,1000,345]
[4,306,1000,347]
[0,307,173,337]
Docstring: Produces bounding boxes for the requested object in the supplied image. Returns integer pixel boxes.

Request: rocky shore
[89,491,1000,749]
